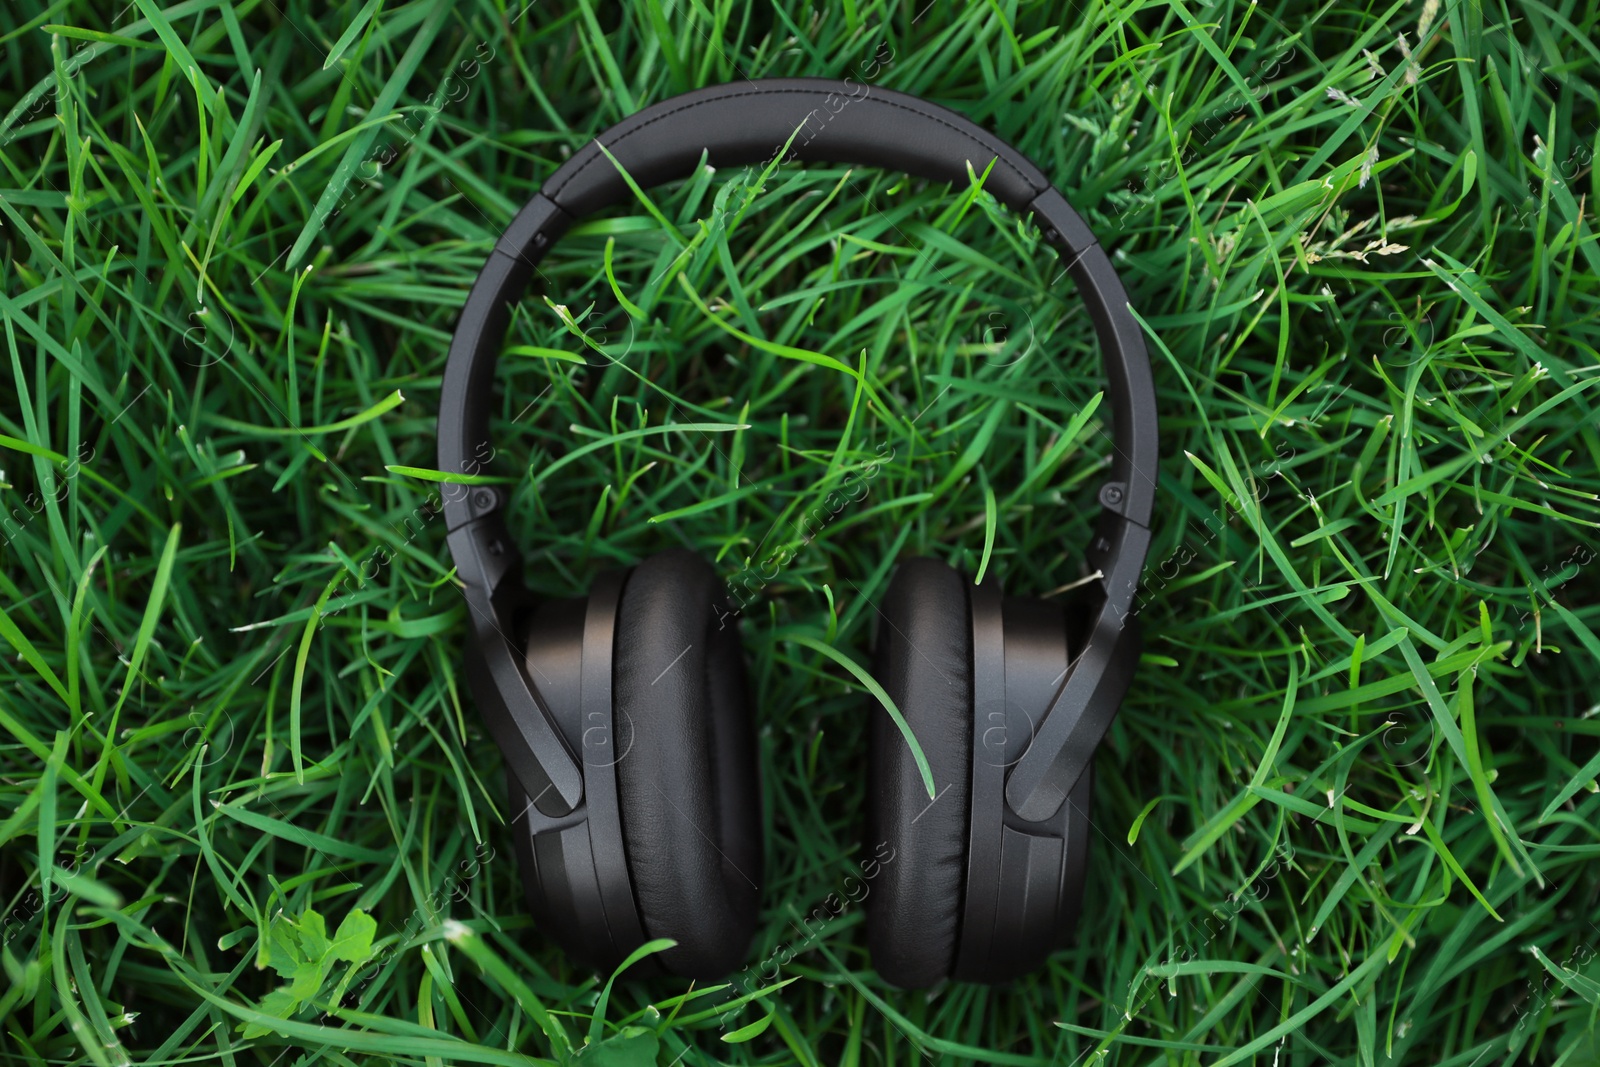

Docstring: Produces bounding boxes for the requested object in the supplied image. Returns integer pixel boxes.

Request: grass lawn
[3,0,1600,1063]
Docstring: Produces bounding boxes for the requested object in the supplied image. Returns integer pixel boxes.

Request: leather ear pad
[612,548,760,978]
[865,557,973,988]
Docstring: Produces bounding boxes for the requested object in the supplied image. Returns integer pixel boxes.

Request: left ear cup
[612,548,761,978]
[864,557,974,988]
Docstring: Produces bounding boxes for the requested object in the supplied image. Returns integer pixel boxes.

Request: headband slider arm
[1005,514,1149,822]
[448,519,585,816]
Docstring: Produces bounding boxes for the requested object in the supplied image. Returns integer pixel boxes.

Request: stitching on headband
[546,87,1042,204]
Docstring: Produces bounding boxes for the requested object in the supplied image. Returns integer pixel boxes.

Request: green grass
[3,0,1600,1063]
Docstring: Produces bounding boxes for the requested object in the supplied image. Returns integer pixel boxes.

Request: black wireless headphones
[437,79,1158,988]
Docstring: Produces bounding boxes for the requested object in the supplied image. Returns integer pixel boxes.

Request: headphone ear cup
[612,548,761,978]
[864,557,973,988]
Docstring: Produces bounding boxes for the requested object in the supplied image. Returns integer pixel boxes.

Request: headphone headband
[439,79,1158,822]
[439,78,1156,528]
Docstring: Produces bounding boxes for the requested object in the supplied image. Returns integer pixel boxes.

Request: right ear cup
[864,557,974,988]
[612,549,761,978]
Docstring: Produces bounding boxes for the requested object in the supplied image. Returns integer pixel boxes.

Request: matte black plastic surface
[523,595,585,749]
[954,586,1088,983]
[1006,513,1151,821]
[953,572,1007,983]
[514,593,613,969]
[448,519,583,816]
[579,570,650,967]
[1029,187,1159,523]
[439,198,569,529]
[1056,765,1094,940]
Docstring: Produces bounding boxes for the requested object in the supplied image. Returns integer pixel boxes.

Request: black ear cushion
[864,557,973,988]
[612,548,761,978]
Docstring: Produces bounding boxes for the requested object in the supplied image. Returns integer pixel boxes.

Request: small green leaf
[329,908,376,963]
[264,919,304,979]
[240,988,299,1039]
[567,1027,659,1067]
[297,909,329,961]
[288,959,325,1001]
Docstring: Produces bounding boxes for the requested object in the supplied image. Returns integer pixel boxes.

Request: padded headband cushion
[865,557,974,988]
[541,78,1050,218]
[612,548,761,978]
